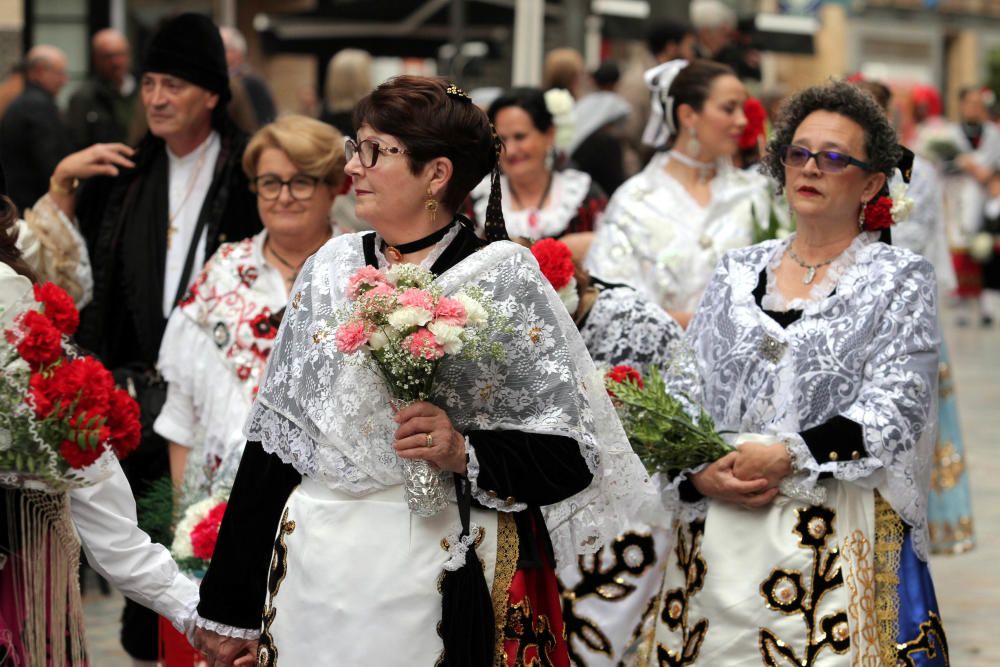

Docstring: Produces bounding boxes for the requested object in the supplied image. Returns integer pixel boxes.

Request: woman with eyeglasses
[153,115,345,541]
[649,81,948,665]
[191,76,660,667]
[585,60,769,328]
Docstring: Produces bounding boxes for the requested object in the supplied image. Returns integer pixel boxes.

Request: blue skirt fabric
[927,342,975,554]
[896,526,949,666]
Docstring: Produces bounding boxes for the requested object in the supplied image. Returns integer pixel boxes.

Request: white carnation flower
[368,329,389,351]
[387,306,432,330]
[544,88,574,116]
[428,321,465,354]
[557,278,579,315]
[889,183,915,223]
[454,293,487,327]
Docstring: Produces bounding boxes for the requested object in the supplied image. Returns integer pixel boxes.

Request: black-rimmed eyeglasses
[251,174,321,201]
[780,145,873,173]
[345,137,408,169]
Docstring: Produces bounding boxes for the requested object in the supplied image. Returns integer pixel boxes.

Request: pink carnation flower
[397,288,435,312]
[335,321,370,353]
[405,328,445,360]
[434,297,468,326]
[347,266,389,298]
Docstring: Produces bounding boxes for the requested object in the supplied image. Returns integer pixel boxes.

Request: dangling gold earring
[425,187,439,226]
[858,200,867,231]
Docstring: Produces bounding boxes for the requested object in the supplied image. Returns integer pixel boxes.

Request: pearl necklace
[668,150,716,182]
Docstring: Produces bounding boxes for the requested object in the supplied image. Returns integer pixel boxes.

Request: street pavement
[81,316,999,665]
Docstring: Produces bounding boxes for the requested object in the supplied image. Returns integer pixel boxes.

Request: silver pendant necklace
[786,244,838,284]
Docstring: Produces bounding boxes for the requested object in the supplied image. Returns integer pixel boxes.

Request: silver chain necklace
[786,244,838,284]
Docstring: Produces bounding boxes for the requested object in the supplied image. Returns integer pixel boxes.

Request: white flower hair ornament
[641,59,689,148]
[889,181,914,223]
[544,88,576,152]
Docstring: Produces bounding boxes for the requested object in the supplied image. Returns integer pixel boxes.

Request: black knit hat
[142,13,230,103]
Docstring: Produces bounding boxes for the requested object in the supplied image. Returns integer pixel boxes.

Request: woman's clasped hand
[392,400,468,475]
[690,440,790,508]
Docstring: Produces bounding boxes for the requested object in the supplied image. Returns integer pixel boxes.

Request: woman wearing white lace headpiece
[650,81,948,665]
[192,76,663,667]
[585,59,769,328]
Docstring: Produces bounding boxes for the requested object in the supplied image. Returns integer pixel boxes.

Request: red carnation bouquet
[605,364,732,474]
[170,495,228,576]
[0,283,141,489]
[529,238,579,314]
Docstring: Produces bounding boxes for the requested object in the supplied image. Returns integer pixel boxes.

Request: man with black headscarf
[44,13,260,662]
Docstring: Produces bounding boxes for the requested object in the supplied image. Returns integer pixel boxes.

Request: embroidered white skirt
[652,481,877,666]
[260,479,499,665]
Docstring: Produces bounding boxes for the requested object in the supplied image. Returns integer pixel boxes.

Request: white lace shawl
[670,234,940,560]
[585,153,768,313]
[243,233,664,563]
[579,284,683,374]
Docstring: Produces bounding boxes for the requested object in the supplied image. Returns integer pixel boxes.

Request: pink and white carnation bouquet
[335,264,507,515]
[336,264,504,402]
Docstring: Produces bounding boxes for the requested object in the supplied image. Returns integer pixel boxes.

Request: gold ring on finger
[426,433,433,448]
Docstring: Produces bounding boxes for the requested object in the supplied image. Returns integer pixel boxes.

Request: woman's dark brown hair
[665,60,735,141]
[353,75,497,213]
[0,195,36,282]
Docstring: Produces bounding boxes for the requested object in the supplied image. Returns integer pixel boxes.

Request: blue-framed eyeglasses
[781,145,873,173]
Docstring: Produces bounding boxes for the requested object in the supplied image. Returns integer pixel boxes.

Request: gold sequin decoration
[655,520,709,665]
[874,493,903,667]
[492,512,519,667]
[930,440,966,492]
[258,508,297,667]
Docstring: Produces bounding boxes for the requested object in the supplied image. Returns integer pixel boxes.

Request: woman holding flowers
[651,82,948,665]
[585,60,769,328]
[193,76,660,667]
[155,115,345,536]
[469,87,607,245]
[0,176,199,664]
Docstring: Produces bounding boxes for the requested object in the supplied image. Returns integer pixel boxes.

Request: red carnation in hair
[739,97,767,151]
[530,238,575,290]
[862,196,894,231]
[33,283,79,335]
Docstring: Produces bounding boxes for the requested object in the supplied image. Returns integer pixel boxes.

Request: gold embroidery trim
[843,529,880,666]
[874,493,903,667]
[492,512,519,667]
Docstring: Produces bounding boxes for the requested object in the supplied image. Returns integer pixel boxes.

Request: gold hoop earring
[425,187,439,226]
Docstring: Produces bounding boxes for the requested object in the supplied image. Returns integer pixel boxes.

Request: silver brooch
[213,322,231,348]
[758,334,786,363]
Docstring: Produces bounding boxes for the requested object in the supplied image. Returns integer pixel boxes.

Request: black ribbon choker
[382,219,457,256]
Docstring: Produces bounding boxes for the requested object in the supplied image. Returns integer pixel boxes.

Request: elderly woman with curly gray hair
[647,81,949,666]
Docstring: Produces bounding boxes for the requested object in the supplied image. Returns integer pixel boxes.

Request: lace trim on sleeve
[465,437,527,513]
[194,613,261,640]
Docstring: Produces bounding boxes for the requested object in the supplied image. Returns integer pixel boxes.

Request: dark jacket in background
[0,82,71,212]
[66,76,138,150]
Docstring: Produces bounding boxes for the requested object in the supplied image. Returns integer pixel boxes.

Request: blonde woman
[155,115,346,508]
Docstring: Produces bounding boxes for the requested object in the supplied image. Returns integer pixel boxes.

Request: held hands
[192,627,258,667]
[691,441,792,509]
[393,401,467,475]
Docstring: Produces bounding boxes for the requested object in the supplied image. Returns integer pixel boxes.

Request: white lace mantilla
[470,169,592,240]
[244,233,664,563]
[579,284,683,374]
[585,153,768,313]
[669,237,941,559]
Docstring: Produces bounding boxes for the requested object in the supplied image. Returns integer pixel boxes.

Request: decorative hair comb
[446,84,471,103]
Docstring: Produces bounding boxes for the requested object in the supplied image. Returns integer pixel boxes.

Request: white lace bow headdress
[641,59,689,148]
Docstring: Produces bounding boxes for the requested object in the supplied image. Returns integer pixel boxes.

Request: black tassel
[897,146,915,184]
[439,475,495,666]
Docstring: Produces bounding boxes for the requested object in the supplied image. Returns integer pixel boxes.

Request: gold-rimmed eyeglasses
[345,137,408,169]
